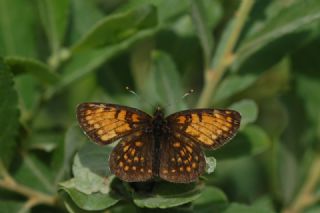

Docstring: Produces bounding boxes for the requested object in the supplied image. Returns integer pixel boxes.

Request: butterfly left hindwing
[109,132,154,182]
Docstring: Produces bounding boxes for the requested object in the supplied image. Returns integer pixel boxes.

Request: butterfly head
[153,106,165,118]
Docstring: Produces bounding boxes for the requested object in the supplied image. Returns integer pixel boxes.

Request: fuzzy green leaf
[60,181,120,211]
[133,182,203,208]
[229,99,258,130]
[72,5,157,52]
[5,56,59,84]
[211,125,271,159]
[0,58,19,167]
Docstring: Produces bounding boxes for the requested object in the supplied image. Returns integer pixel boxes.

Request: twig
[283,154,320,213]
[196,0,254,108]
[0,160,56,207]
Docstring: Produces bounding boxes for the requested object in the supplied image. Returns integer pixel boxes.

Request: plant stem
[0,161,56,207]
[196,0,254,108]
[283,154,320,213]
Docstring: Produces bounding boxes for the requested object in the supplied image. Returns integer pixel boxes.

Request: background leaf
[0,58,19,166]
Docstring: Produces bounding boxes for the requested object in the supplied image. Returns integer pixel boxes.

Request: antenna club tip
[190,89,195,93]
[125,86,130,90]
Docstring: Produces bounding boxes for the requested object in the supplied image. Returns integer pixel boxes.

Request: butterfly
[77,103,241,183]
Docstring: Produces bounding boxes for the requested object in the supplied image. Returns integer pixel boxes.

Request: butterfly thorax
[151,107,169,137]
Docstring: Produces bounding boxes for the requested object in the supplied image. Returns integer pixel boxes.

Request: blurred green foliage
[1,0,320,212]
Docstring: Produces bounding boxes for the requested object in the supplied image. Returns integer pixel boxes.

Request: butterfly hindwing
[77,103,151,145]
[109,132,154,182]
[159,133,206,183]
[167,109,241,149]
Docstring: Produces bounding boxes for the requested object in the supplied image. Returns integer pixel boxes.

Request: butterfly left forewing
[167,109,241,149]
[77,103,151,145]
[159,133,205,183]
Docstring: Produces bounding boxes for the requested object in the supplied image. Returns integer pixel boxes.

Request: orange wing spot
[119,162,124,167]
[147,169,152,174]
[195,156,199,161]
[222,126,229,131]
[184,159,188,164]
[186,126,199,137]
[214,113,223,119]
[132,114,140,122]
[132,166,136,170]
[226,116,233,122]
[180,150,186,157]
[124,154,128,160]
[95,108,104,113]
[130,149,136,156]
[226,111,232,114]
[191,114,200,122]
[115,124,131,133]
[101,111,116,119]
[179,167,184,171]
[188,156,192,161]
[124,166,129,171]
[127,159,132,163]
[88,120,95,125]
[117,110,126,120]
[192,162,197,168]
[212,134,218,140]
[171,169,176,173]
[140,157,145,162]
[94,123,100,128]
[85,115,92,120]
[171,158,175,162]
[226,123,233,128]
[177,157,182,163]
[85,110,92,115]
[186,166,191,172]
[216,129,223,134]
[135,141,143,147]
[198,134,213,145]
[123,145,130,152]
[97,129,104,135]
[162,169,168,174]
[177,116,186,123]
[134,156,139,162]
[186,145,193,153]
[173,142,181,148]
[140,168,144,172]
[101,130,117,141]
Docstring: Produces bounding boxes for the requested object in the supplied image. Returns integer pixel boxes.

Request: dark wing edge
[109,133,154,182]
[76,102,152,145]
[166,108,241,150]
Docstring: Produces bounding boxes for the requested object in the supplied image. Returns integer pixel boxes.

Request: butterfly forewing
[159,133,205,183]
[109,132,154,182]
[77,103,151,145]
[167,109,241,149]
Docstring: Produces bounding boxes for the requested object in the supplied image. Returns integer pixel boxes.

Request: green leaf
[234,0,320,72]
[214,75,257,104]
[69,0,104,42]
[72,143,113,194]
[190,0,214,67]
[133,182,203,208]
[0,201,29,213]
[5,56,59,84]
[60,182,120,211]
[0,0,37,57]
[149,51,187,113]
[211,125,271,159]
[229,99,258,130]
[193,186,228,213]
[36,0,69,53]
[72,5,158,52]
[222,203,275,213]
[13,155,56,194]
[0,58,19,167]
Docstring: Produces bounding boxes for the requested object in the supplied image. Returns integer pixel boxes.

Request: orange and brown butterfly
[76,103,241,183]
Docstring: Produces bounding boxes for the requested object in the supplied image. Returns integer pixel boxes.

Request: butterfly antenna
[125,86,154,109]
[166,89,195,111]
